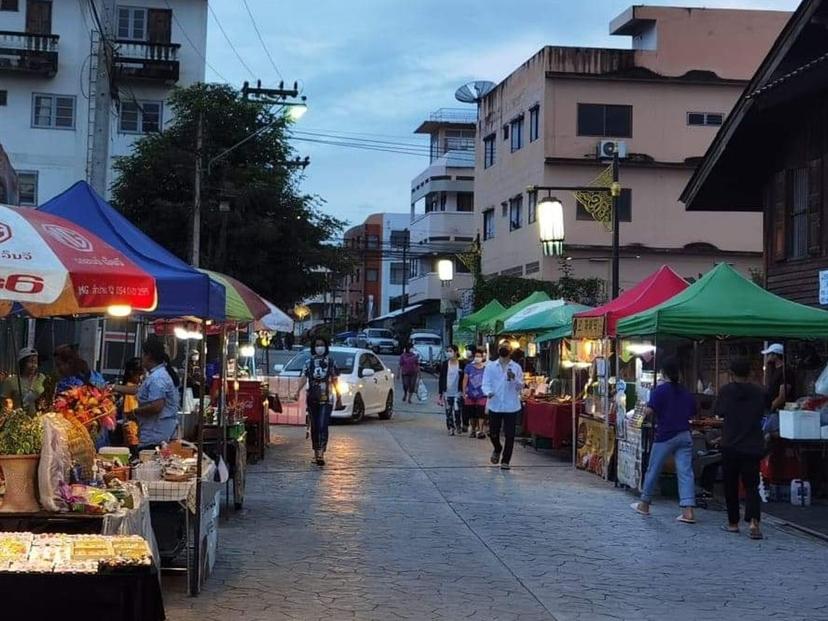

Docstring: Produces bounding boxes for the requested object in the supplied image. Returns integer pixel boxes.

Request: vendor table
[523,400,576,449]
[0,566,164,621]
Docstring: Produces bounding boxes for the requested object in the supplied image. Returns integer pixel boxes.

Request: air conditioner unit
[597,140,628,160]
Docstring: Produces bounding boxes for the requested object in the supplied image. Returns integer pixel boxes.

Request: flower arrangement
[0,408,43,455]
[53,385,117,432]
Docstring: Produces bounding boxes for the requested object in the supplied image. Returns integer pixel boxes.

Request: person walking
[482,345,523,470]
[295,337,339,466]
[631,357,696,523]
[438,344,465,435]
[463,347,488,439]
[715,358,766,539]
[398,343,420,404]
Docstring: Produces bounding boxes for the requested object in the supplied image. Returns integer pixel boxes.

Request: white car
[275,347,395,422]
[410,332,443,372]
[358,328,400,354]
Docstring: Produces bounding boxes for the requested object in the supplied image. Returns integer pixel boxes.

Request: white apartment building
[407,108,476,332]
[379,212,409,317]
[0,0,207,205]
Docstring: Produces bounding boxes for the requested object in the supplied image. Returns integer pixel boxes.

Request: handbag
[269,393,283,414]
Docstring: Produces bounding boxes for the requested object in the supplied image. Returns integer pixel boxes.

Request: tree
[112,84,350,308]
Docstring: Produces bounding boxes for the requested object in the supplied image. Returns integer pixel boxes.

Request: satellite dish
[455,80,496,104]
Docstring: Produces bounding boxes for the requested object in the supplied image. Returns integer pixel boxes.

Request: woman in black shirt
[714,358,766,540]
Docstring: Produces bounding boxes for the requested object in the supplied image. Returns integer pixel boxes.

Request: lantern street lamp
[537,195,565,257]
[437,259,454,285]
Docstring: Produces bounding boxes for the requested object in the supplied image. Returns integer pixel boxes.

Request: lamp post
[437,259,454,345]
[537,196,565,257]
[294,304,311,341]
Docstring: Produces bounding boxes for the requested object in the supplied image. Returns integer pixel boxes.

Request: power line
[241,0,283,80]
[289,136,476,162]
[292,129,436,150]
[207,4,256,79]
[163,0,228,82]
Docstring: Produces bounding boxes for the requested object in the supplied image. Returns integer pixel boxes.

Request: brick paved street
[164,387,828,621]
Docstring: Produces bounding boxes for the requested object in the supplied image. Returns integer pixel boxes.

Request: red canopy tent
[573,265,688,337]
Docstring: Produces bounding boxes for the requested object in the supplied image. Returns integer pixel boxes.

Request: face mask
[498,348,510,360]
[474,356,483,364]
[446,351,455,359]
[315,346,326,356]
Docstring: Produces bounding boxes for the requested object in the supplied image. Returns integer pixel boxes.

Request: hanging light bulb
[538,195,565,256]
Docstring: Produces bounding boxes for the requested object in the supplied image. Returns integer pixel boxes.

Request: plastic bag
[815,362,828,396]
[417,379,428,402]
[38,413,73,512]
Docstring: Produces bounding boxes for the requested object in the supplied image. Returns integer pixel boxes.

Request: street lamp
[537,195,565,256]
[286,99,308,121]
[437,259,454,285]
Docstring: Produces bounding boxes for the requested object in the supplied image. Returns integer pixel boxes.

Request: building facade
[0,0,207,205]
[475,6,790,293]
[407,108,476,333]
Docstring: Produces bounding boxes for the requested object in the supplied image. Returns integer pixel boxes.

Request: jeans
[723,449,762,524]
[489,411,518,464]
[308,402,332,451]
[641,430,695,507]
[444,396,463,430]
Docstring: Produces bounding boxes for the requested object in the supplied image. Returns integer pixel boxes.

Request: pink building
[475,5,790,292]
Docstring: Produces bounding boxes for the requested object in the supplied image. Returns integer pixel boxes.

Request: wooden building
[682,0,828,307]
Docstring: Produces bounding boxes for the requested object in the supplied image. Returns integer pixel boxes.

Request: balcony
[429,108,477,124]
[409,210,475,249]
[0,31,59,77]
[113,40,181,84]
[408,272,474,304]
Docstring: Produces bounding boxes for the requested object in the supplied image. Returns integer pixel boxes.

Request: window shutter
[772,170,786,262]
[808,158,822,255]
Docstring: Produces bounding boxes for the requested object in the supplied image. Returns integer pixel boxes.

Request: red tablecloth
[523,400,576,449]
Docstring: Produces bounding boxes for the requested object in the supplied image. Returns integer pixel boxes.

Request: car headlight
[336,379,351,396]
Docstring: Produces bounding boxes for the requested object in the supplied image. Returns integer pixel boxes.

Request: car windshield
[412,336,441,345]
[366,329,393,338]
[282,350,356,374]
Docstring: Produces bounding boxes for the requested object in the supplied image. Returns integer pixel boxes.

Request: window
[510,116,524,152]
[390,262,406,285]
[440,192,447,211]
[789,167,808,259]
[118,6,147,40]
[425,192,440,213]
[577,103,632,137]
[527,191,537,224]
[119,101,162,134]
[366,234,380,249]
[32,94,75,129]
[483,209,495,241]
[409,258,419,278]
[0,90,6,106]
[17,171,37,206]
[501,266,523,277]
[509,195,523,231]
[483,134,496,168]
[525,261,540,275]
[366,268,378,282]
[577,188,632,222]
[529,106,540,142]
[0,0,19,11]
[390,230,409,248]
[457,192,473,212]
[687,112,724,127]
[502,124,509,141]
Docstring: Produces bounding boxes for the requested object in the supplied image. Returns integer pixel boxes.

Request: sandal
[720,525,740,534]
[630,502,650,516]
[749,529,764,540]
[676,515,696,524]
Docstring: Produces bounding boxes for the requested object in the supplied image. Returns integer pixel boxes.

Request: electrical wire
[291,129,434,150]
[207,3,256,79]
[289,136,476,162]
[241,0,283,80]
[163,0,228,82]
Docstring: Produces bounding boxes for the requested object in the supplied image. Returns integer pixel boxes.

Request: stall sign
[573,316,605,339]
[576,417,615,478]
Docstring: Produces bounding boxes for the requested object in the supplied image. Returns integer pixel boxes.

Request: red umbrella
[0,204,156,317]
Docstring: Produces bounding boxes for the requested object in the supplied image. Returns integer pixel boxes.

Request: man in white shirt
[482,345,524,470]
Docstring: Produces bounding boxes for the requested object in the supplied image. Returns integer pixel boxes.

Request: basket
[64,415,95,481]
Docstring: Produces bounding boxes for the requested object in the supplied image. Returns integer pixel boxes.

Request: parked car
[410,331,443,373]
[274,347,395,422]
[358,328,400,354]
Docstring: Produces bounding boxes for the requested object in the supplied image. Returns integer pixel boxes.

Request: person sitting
[1,347,46,413]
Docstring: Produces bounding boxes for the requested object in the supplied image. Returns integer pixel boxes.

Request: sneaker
[500,463,511,470]
[490,451,500,464]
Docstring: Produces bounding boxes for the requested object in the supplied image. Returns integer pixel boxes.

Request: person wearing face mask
[482,345,524,469]
[438,344,465,435]
[462,347,488,439]
[295,337,339,466]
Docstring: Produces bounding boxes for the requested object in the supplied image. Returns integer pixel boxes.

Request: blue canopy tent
[39,181,226,319]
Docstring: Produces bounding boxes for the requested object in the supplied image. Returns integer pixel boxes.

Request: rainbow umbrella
[200,270,269,322]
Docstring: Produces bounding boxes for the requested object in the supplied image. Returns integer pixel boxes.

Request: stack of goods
[0,533,152,573]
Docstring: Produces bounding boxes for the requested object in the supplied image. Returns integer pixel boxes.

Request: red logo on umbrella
[42,224,94,253]
[0,222,11,245]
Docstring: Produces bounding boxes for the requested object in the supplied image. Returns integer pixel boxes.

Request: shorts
[464,400,486,420]
[402,374,418,393]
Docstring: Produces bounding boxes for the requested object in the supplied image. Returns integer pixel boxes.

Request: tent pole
[714,340,720,394]
[190,318,208,596]
[572,362,577,470]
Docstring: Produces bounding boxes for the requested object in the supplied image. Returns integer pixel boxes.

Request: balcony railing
[429,108,477,124]
[113,40,181,83]
[0,31,59,77]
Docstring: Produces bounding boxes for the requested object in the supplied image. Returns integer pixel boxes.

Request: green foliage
[112,84,352,307]
[0,408,43,455]
[474,275,605,309]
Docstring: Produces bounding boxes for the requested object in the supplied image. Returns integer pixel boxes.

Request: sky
[206,0,800,228]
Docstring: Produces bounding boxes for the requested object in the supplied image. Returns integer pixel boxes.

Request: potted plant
[0,408,43,512]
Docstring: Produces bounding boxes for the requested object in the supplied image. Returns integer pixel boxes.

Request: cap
[17,347,38,362]
[760,343,784,356]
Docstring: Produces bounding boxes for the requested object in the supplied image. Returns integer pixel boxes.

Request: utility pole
[89,0,117,194]
[401,228,409,311]
[192,112,204,266]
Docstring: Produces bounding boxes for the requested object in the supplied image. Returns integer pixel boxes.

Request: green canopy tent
[506,301,593,336]
[457,299,506,333]
[479,291,552,335]
[617,263,828,339]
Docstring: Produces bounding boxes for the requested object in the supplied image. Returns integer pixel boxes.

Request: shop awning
[507,302,593,335]
[573,266,688,337]
[479,291,551,335]
[38,181,226,319]
[201,269,270,323]
[616,262,828,339]
[255,301,294,333]
[456,300,506,332]
[368,304,423,324]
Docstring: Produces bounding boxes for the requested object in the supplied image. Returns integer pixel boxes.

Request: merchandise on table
[0,533,152,573]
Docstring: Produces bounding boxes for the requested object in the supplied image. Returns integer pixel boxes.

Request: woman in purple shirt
[631,357,696,524]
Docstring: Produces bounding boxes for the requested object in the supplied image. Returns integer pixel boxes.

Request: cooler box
[779,410,821,439]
